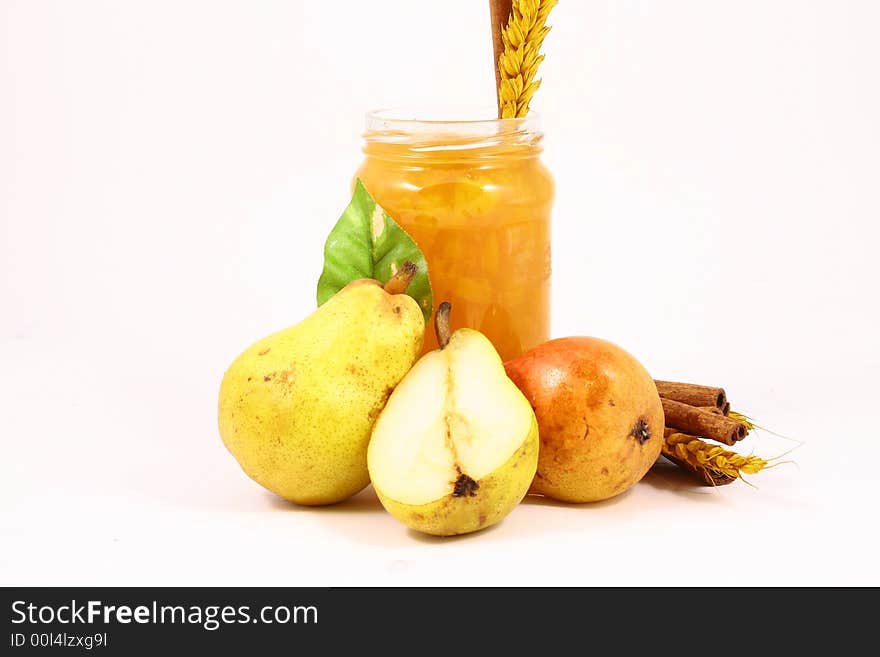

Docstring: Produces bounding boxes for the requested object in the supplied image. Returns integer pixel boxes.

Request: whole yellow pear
[218,277,424,505]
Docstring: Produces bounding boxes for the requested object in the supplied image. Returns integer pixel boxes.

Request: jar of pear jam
[355,109,554,362]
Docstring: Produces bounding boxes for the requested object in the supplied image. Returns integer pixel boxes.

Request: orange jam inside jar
[355,109,554,362]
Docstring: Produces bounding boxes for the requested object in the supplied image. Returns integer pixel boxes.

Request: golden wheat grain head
[498,0,557,118]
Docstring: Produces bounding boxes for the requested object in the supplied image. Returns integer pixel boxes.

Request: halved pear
[368,304,539,536]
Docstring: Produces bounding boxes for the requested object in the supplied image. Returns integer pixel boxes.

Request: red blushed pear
[504,337,664,503]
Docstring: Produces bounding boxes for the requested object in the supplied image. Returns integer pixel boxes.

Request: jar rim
[365,106,540,133]
[363,107,543,155]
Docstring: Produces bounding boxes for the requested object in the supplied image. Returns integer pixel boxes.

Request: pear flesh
[218,279,424,505]
[368,328,539,536]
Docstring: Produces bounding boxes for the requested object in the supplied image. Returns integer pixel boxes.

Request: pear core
[368,329,534,506]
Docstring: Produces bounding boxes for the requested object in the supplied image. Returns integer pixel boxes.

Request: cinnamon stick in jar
[661,398,747,446]
[489,0,513,110]
[655,380,727,410]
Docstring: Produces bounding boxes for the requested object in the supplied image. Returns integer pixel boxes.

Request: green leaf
[316,179,433,323]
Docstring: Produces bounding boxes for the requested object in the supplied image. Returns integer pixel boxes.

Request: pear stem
[383,261,418,295]
[435,301,452,349]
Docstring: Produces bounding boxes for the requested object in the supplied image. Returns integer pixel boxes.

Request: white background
[2,1,878,586]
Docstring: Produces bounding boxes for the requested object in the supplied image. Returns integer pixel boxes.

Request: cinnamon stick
[661,398,746,446]
[655,380,726,410]
[699,403,730,416]
[489,0,513,114]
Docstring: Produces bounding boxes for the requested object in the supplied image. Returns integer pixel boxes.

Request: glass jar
[355,109,554,362]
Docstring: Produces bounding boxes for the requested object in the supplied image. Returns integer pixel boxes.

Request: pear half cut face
[368,329,535,506]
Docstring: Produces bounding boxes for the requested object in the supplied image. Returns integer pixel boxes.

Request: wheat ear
[728,410,755,431]
[663,430,769,481]
[498,0,557,118]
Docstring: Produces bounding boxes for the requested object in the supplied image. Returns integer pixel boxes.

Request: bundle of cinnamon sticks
[655,380,749,485]
[656,381,746,446]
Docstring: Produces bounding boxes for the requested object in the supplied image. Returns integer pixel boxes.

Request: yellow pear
[218,266,424,505]
[368,303,539,536]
